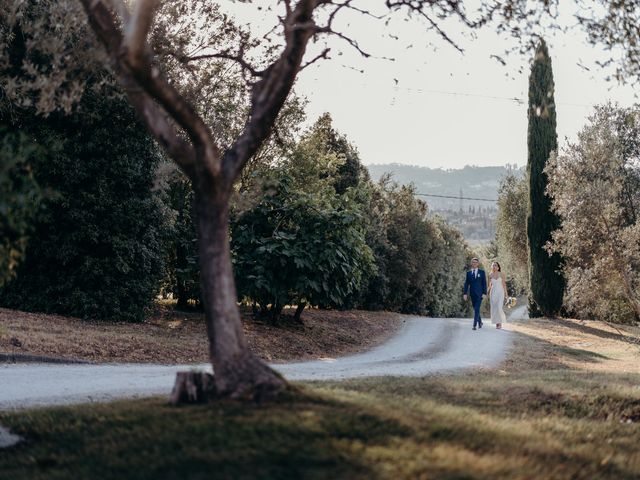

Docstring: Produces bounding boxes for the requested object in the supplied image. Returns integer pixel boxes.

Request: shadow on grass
[502,324,617,370]
[313,370,640,479]
[554,344,610,362]
[552,318,640,346]
[2,327,640,480]
[0,390,411,480]
[1,373,640,479]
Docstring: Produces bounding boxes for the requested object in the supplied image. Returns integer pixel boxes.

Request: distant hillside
[366,164,521,211]
[365,164,523,245]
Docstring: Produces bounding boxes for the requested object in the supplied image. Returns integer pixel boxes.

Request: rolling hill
[365,164,523,245]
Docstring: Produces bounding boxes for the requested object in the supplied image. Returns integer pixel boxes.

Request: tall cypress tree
[526,39,565,317]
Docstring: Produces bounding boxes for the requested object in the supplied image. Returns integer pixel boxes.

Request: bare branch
[120,76,198,178]
[316,26,372,58]
[420,11,464,53]
[343,3,386,20]
[185,52,264,77]
[385,0,472,53]
[222,0,320,185]
[300,47,331,70]
[80,0,222,180]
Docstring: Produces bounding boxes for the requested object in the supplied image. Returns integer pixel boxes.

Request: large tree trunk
[192,185,287,401]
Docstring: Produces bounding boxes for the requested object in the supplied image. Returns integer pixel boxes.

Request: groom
[463,257,487,331]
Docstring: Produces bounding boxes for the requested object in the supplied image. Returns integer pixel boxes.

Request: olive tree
[546,103,640,323]
[74,0,562,400]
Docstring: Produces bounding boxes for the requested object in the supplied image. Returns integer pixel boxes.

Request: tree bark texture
[193,185,286,400]
[169,371,215,405]
[79,0,318,402]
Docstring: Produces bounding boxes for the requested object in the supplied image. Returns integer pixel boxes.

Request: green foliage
[0,0,109,115]
[495,170,529,294]
[526,39,565,317]
[357,178,468,316]
[158,167,200,309]
[304,113,370,194]
[546,103,640,323]
[158,95,308,310]
[232,171,374,320]
[0,91,169,322]
[0,127,43,287]
[428,218,473,316]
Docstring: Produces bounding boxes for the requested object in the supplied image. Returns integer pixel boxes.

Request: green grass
[1,368,639,480]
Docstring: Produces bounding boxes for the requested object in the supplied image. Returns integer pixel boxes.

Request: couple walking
[463,258,507,330]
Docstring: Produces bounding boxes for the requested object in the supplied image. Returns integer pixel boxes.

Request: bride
[488,261,507,329]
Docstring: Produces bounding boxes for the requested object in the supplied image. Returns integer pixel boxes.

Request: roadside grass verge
[1,317,639,479]
[2,374,639,478]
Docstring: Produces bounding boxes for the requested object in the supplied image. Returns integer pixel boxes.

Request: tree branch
[80,0,222,180]
[221,0,320,185]
[384,0,476,53]
[120,76,198,178]
[124,0,158,68]
[315,26,372,58]
[185,52,264,77]
[300,48,331,70]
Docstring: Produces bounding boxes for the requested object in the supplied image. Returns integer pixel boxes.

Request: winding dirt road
[0,316,515,410]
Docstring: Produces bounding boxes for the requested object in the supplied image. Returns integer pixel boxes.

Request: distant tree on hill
[526,39,565,317]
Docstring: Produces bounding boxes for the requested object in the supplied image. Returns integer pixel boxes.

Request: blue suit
[464,269,487,328]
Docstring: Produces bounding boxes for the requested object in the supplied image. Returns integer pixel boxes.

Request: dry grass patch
[505,317,640,373]
[0,304,403,364]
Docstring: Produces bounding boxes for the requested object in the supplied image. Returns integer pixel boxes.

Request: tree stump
[169,371,216,405]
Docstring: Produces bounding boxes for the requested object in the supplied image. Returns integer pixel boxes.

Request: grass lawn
[1,317,639,479]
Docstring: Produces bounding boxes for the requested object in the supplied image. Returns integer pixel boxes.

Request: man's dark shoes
[479,322,483,329]
[472,327,477,330]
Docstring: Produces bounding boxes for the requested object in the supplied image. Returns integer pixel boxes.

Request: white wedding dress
[490,276,507,324]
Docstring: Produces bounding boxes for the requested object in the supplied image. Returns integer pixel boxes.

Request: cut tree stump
[169,371,216,405]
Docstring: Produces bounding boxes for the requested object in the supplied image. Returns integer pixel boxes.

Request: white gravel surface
[0,425,21,448]
[0,316,513,411]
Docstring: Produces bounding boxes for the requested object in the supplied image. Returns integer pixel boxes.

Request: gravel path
[0,316,513,411]
[0,425,21,448]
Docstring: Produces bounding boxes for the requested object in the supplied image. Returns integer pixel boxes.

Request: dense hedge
[0,92,169,322]
[0,126,43,287]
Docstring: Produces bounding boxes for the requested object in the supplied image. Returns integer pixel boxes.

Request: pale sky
[222,2,638,169]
